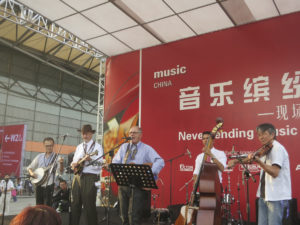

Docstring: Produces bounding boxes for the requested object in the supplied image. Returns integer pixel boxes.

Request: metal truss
[96,59,105,143]
[0,0,104,59]
[0,74,98,115]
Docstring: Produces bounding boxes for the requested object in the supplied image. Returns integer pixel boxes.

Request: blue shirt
[112,141,165,176]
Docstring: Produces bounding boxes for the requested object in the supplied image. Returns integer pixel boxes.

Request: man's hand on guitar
[30,173,37,179]
[85,155,92,161]
[71,162,78,170]
[28,169,37,179]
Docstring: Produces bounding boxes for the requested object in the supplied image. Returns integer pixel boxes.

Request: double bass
[175,118,223,225]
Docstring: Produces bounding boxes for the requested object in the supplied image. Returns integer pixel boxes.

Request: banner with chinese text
[104,12,300,222]
[0,124,27,177]
[140,12,300,221]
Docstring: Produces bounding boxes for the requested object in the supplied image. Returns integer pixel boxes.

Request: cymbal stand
[236,177,244,225]
[226,172,233,225]
[236,156,256,225]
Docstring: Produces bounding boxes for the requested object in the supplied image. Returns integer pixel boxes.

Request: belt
[81,173,98,177]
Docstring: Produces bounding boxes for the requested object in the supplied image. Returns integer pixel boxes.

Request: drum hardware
[178,178,193,205]
[222,171,236,225]
[235,177,244,225]
[152,193,159,209]
[153,208,170,225]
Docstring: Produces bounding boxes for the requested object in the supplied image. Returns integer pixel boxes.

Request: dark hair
[202,131,211,136]
[59,180,67,184]
[9,205,61,225]
[43,137,55,144]
[256,123,276,138]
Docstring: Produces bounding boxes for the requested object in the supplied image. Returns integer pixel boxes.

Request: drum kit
[98,169,118,207]
[221,171,244,225]
[151,193,171,225]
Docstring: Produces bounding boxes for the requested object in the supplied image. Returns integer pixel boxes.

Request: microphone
[229,154,248,159]
[122,136,132,140]
[186,148,192,158]
[57,133,69,138]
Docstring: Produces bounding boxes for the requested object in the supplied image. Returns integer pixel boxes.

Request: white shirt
[256,140,291,201]
[27,152,62,187]
[72,139,104,175]
[193,147,227,183]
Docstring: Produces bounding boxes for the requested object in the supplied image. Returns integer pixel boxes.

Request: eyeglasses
[45,145,54,148]
[129,131,141,135]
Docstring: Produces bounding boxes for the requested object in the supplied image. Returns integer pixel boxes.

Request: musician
[27,137,64,206]
[112,126,165,225]
[193,131,227,183]
[228,123,291,225]
[71,124,103,225]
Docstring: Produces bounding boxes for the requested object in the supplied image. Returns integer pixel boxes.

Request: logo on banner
[5,134,23,142]
[296,164,300,171]
[153,65,187,89]
[154,65,186,79]
[239,164,260,172]
[179,164,193,172]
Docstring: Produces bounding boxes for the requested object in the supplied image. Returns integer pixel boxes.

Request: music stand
[110,163,158,189]
[110,163,158,225]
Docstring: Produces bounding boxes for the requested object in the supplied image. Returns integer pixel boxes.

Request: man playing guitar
[71,124,103,225]
[27,137,64,206]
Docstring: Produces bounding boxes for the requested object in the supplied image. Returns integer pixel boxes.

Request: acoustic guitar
[73,150,98,175]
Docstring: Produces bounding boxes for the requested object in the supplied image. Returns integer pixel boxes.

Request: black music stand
[110,163,158,189]
[110,163,158,225]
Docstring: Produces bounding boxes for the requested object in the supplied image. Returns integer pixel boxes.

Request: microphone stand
[65,166,72,225]
[179,178,193,205]
[1,178,9,225]
[165,152,187,206]
[236,155,256,225]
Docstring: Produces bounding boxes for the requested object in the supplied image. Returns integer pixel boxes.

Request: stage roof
[0,0,300,83]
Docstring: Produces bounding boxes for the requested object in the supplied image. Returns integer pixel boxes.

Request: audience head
[59,180,68,191]
[9,205,61,225]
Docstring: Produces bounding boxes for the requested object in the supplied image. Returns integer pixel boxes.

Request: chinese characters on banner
[179,71,300,121]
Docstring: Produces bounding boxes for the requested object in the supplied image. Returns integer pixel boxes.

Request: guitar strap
[83,141,96,168]
[84,141,96,154]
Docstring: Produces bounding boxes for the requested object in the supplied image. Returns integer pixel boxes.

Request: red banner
[141,12,300,221]
[0,124,27,177]
[105,12,300,221]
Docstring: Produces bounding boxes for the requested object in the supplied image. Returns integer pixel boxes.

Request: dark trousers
[118,186,149,225]
[71,174,98,225]
[35,184,54,206]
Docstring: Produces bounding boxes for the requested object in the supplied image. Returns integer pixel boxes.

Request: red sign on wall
[105,12,300,222]
[0,124,27,177]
